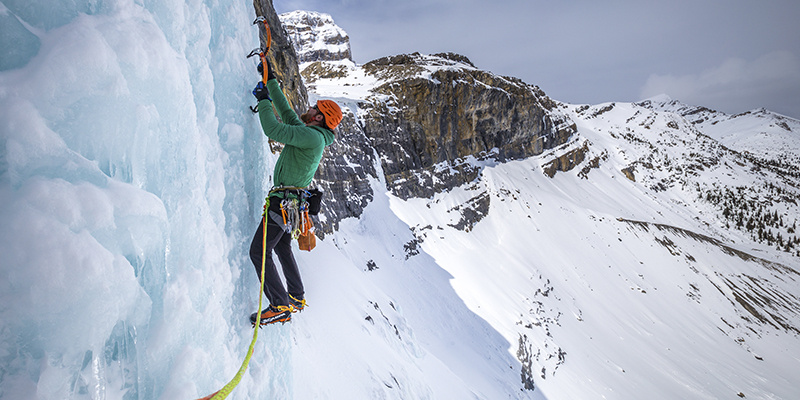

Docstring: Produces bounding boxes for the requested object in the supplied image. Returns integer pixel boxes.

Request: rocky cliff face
[259,8,577,235]
[279,11,352,63]
[357,52,575,199]
[301,51,577,233]
[253,1,307,115]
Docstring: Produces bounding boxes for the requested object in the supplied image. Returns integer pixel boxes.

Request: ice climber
[249,59,342,325]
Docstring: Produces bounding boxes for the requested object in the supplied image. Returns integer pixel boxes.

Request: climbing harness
[267,186,318,250]
[247,16,272,113]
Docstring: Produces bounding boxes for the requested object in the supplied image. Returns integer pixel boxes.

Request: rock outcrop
[258,6,578,234]
[312,112,378,235]
[357,52,575,199]
[279,11,352,63]
[254,1,308,115]
[300,52,577,233]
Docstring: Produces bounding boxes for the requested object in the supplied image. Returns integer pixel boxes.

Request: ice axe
[247,16,272,112]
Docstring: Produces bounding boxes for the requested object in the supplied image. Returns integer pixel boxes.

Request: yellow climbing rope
[196,210,269,400]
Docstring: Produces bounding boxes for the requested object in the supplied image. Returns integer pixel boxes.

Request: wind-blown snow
[2,2,799,400]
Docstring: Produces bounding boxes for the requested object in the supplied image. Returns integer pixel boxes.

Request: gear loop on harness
[267,185,315,240]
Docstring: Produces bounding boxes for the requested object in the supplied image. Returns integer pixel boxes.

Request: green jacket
[257,78,335,192]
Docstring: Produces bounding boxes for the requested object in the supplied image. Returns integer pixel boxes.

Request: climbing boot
[250,305,292,326]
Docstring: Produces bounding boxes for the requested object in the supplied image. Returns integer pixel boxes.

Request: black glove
[252,81,271,102]
[257,60,277,81]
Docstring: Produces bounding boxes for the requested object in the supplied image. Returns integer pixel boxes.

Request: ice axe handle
[260,54,268,84]
[252,16,272,84]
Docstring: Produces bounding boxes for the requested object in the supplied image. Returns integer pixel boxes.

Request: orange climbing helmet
[316,100,342,130]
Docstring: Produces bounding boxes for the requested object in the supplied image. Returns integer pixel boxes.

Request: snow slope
[640,95,800,162]
[379,102,800,398]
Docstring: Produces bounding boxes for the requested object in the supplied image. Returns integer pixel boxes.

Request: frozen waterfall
[0,0,282,398]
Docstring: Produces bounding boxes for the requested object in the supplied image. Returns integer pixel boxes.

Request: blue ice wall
[0,0,279,398]
[0,3,40,71]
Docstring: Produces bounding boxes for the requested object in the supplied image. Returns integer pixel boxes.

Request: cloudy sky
[274,0,800,119]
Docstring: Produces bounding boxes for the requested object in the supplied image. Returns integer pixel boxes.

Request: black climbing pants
[249,198,304,308]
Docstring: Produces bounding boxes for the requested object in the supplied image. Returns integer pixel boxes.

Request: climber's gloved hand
[252,81,271,102]
[257,60,277,81]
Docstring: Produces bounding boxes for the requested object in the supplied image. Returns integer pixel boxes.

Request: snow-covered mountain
[1,3,799,400]
[641,95,800,164]
[284,9,800,399]
[279,10,352,63]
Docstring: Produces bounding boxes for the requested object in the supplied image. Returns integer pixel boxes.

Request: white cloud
[640,51,800,117]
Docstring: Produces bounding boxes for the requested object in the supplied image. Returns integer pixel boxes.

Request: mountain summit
[279,10,352,63]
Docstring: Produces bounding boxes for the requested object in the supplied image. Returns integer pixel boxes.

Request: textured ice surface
[0,0,266,398]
